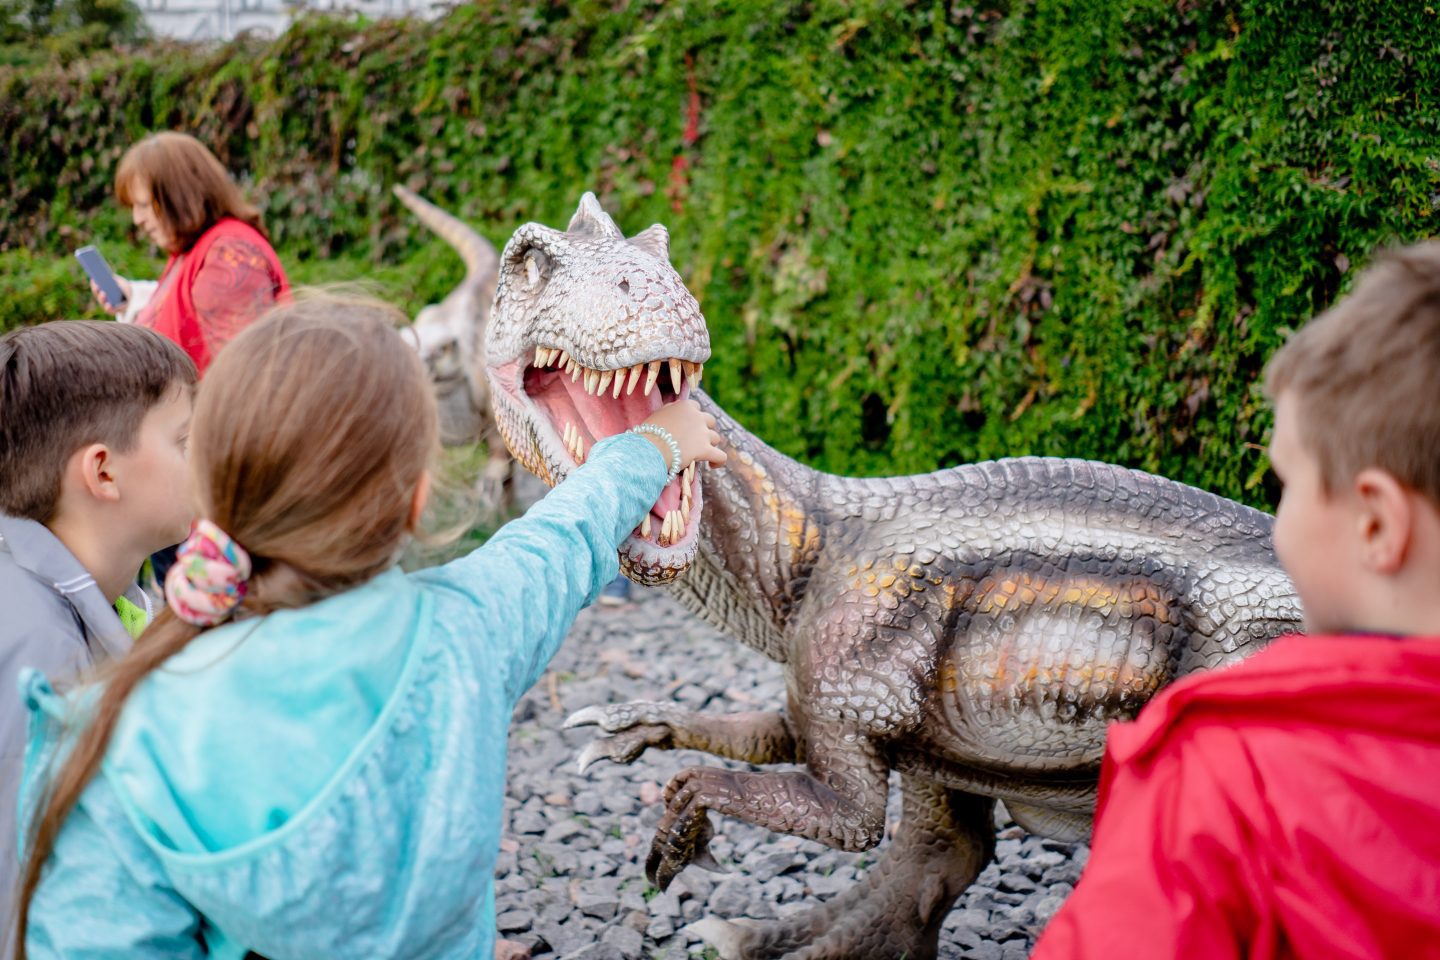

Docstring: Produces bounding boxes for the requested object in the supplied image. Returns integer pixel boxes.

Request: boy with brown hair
[0,320,196,945]
[1033,243,1440,959]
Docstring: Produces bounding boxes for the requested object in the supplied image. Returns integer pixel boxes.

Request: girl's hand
[639,399,727,471]
[90,276,133,315]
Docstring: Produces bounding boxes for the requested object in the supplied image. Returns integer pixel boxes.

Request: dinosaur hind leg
[690,775,996,960]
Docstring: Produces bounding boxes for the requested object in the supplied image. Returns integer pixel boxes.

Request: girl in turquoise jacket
[14,297,726,958]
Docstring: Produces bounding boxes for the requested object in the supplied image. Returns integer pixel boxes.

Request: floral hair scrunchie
[166,518,252,626]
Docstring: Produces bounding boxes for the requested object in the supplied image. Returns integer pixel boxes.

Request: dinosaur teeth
[644,361,661,397]
[686,362,703,390]
[555,349,569,369]
[681,499,690,524]
[597,370,614,395]
[585,370,598,395]
[563,421,588,463]
[626,364,643,395]
[660,511,673,546]
[668,359,683,395]
[612,369,625,399]
[641,514,651,538]
[568,359,581,382]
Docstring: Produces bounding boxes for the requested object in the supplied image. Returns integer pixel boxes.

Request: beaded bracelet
[629,423,683,483]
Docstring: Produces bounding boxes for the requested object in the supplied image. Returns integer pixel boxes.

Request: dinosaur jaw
[491,346,707,584]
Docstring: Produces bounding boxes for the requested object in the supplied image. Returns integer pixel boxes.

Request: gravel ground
[495,586,1088,959]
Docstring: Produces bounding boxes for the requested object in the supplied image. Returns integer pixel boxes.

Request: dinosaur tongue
[520,360,698,544]
[528,368,669,439]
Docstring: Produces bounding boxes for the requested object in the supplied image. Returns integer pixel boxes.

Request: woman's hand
[639,399,727,471]
[90,276,132,315]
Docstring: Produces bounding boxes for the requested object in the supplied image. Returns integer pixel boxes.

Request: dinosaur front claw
[563,700,684,732]
[575,741,609,775]
[568,701,689,775]
[563,705,610,730]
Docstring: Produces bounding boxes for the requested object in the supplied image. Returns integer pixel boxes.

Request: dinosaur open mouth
[517,346,705,548]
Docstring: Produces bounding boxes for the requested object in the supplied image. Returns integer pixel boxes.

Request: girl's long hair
[13,296,438,954]
[116,131,268,254]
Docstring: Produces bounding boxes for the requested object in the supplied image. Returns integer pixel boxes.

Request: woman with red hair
[91,131,289,375]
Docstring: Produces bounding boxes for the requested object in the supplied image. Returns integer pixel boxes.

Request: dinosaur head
[486,193,711,585]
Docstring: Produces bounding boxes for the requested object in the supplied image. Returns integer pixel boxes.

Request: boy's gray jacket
[0,514,144,955]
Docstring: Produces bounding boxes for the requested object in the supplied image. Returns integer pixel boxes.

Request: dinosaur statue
[481,194,1303,959]
[392,185,516,515]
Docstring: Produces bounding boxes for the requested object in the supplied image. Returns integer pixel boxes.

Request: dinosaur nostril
[618,279,630,295]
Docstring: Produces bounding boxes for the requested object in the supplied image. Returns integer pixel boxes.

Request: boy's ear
[69,443,122,505]
[1353,467,1412,574]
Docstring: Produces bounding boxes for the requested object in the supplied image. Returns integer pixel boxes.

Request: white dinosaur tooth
[641,514,651,538]
[534,346,545,367]
[556,349,569,369]
[612,370,625,399]
[585,369,598,395]
[684,463,695,486]
[644,361,661,397]
[668,359,683,394]
[626,364,643,395]
[661,512,672,545]
[681,499,690,524]
[598,370,614,395]
[684,361,700,390]
[568,359,581,382]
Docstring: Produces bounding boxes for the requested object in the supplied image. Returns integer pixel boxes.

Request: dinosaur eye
[523,248,550,290]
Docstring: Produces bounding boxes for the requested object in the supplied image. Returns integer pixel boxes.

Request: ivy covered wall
[2,0,1436,506]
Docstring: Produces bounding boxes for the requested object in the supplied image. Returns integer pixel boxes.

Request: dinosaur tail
[392,184,499,282]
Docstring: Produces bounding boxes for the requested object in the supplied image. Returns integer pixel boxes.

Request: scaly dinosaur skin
[484,195,1302,960]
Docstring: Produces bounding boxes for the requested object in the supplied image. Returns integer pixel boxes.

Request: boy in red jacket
[1032,243,1440,960]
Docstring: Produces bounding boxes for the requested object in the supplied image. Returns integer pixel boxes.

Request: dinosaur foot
[683,778,997,959]
[646,799,725,890]
[682,874,949,960]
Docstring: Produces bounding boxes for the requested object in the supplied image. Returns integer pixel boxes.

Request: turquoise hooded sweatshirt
[18,433,667,959]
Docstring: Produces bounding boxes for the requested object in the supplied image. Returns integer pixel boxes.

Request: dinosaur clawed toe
[646,770,723,890]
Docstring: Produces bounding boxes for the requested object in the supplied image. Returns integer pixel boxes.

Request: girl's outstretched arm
[411,432,668,703]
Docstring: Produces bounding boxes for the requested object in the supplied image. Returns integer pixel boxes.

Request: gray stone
[1001,939,1030,960]
[512,810,548,834]
[709,877,754,916]
[559,944,623,960]
[496,908,536,933]
[573,791,605,816]
[544,818,588,844]
[575,890,620,921]
[746,849,806,882]
[965,942,1002,960]
[601,923,645,957]
[535,922,592,956]
[648,890,683,919]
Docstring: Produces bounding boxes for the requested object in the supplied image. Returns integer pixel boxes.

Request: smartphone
[74,245,127,309]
